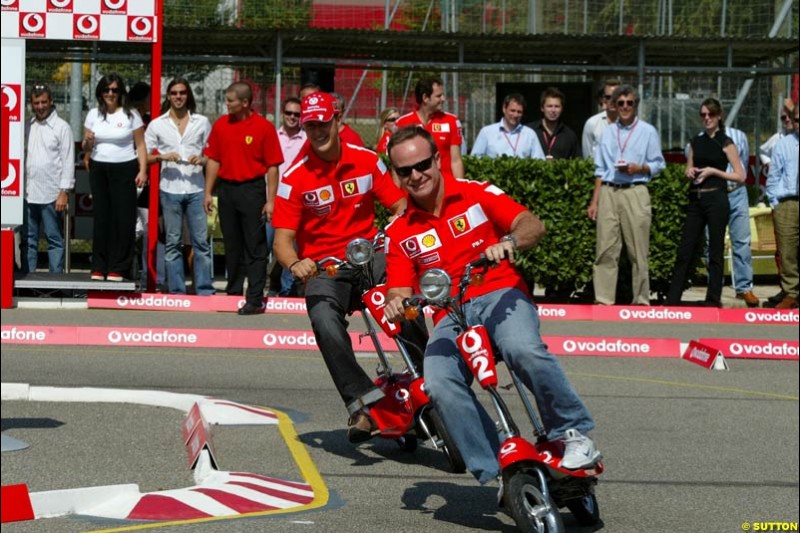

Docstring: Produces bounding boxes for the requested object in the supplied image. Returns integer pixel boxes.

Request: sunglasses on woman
[103,87,120,94]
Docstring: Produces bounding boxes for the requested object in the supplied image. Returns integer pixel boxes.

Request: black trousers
[89,159,138,276]
[304,251,429,415]
[217,178,268,307]
[667,188,730,306]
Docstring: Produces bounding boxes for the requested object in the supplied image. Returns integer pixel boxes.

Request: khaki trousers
[593,184,651,305]
[774,199,799,298]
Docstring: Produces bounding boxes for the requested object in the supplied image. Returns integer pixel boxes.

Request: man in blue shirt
[587,85,665,306]
[765,106,799,309]
[471,93,545,160]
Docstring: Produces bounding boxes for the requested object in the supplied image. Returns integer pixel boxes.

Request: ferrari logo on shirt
[400,230,442,259]
[342,180,358,197]
[431,123,451,133]
[245,135,253,145]
[447,204,487,238]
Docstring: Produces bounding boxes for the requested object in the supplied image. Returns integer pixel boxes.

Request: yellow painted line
[85,407,329,533]
[570,371,800,401]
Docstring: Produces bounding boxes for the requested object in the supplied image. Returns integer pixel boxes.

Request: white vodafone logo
[2,0,18,6]
[50,0,71,8]
[130,16,152,36]
[500,441,517,456]
[104,0,125,9]
[395,389,410,402]
[460,329,484,353]
[22,13,44,32]
[76,15,98,34]
[370,291,385,306]
[1,162,17,189]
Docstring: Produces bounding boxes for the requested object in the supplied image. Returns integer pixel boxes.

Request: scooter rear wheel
[425,409,466,474]
[506,472,564,533]
[565,493,600,526]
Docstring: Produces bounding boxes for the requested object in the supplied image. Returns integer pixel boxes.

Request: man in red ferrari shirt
[394,77,464,179]
[204,82,283,315]
[382,126,600,490]
[272,92,427,443]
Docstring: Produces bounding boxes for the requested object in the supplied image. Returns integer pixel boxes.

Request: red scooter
[404,257,603,532]
[317,233,465,473]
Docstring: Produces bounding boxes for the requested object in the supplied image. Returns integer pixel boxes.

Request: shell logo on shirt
[245,135,253,145]
[302,186,335,207]
[400,230,442,259]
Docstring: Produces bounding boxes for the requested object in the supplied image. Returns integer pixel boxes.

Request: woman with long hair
[666,98,746,307]
[375,107,400,154]
[82,73,148,282]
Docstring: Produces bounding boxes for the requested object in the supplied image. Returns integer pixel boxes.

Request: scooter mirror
[346,238,374,265]
[419,268,451,301]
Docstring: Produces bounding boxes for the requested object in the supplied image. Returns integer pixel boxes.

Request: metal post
[637,40,645,109]
[618,0,624,35]
[563,0,568,33]
[69,63,82,142]
[583,0,588,33]
[146,0,164,292]
[274,32,282,125]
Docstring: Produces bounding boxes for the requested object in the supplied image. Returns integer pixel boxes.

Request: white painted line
[1,382,31,400]
[30,484,140,519]
[16,298,88,310]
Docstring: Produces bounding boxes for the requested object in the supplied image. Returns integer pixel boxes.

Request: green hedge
[379,156,693,302]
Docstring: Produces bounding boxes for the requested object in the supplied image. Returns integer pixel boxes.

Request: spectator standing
[582,79,621,158]
[395,77,464,179]
[272,92,428,443]
[144,78,214,295]
[531,87,580,160]
[667,99,745,307]
[765,107,799,309]
[82,73,148,282]
[299,83,320,100]
[471,93,544,159]
[382,126,600,486]
[331,92,364,147]
[375,107,399,154]
[22,84,74,274]
[759,99,796,167]
[587,85,665,305]
[203,82,283,315]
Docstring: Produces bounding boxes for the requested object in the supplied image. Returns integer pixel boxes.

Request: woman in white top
[82,73,148,282]
[144,78,214,295]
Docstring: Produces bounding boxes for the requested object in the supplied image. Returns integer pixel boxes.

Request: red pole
[147,0,163,292]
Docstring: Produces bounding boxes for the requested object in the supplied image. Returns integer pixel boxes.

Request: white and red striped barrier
[3,325,796,360]
[84,293,799,326]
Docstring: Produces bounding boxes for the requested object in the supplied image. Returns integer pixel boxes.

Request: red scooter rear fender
[499,436,604,478]
[371,372,421,438]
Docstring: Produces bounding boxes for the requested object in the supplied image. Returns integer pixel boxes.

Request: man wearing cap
[204,82,283,315]
[272,92,428,443]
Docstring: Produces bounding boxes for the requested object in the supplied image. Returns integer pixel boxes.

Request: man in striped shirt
[22,84,74,274]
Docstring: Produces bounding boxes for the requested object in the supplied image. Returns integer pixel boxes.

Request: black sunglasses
[394,155,434,178]
[602,94,613,100]
[103,87,121,94]
[781,114,790,121]
[169,90,187,96]
[284,110,301,118]
[616,99,636,108]
[385,117,398,123]
[699,112,717,118]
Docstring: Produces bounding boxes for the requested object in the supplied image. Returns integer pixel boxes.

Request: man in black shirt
[530,87,580,160]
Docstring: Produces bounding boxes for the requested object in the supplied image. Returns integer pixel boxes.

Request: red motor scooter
[317,233,465,473]
[404,257,603,532]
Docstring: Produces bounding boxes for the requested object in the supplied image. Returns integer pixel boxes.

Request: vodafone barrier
[7,324,795,361]
[84,294,799,325]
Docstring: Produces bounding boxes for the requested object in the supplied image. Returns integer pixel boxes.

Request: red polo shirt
[385,177,528,321]
[204,112,283,181]
[395,110,463,175]
[273,143,404,261]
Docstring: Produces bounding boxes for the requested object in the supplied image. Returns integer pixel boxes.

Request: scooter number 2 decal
[457,326,498,388]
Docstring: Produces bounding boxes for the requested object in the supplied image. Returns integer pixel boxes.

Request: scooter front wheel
[425,408,466,474]
[506,472,564,533]
[396,435,417,453]
[565,493,600,526]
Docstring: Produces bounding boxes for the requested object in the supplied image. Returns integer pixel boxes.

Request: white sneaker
[559,429,601,470]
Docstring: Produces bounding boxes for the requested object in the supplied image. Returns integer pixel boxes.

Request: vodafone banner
[1,1,158,43]
[699,338,799,361]
[545,336,681,358]
[88,292,309,315]
[594,305,717,323]
[717,308,799,326]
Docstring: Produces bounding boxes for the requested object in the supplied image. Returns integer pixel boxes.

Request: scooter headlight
[419,268,451,301]
[346,238,374,266]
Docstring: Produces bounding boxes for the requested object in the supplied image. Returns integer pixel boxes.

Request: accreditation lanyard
[502,129,521,155]
[542,130,558,155]
[616,118,639,160]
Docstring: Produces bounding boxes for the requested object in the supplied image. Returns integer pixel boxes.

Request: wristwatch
[60,188,72,194]
[500,234,518,250]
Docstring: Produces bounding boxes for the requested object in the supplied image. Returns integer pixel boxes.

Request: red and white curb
[1,384,328,523]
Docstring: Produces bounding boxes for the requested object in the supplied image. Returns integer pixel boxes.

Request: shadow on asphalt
[1,417,64,430]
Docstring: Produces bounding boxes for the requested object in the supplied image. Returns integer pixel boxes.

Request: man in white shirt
[471,93,544,159]
[23,84,74,273]
[144,78,214,295]
[581,79,620,159]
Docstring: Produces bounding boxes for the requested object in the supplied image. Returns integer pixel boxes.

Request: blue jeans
[424,288,595,484]
[726,186,754,293]
[160,191,214,295]
[24,201,64,273]
[265,222,295,296]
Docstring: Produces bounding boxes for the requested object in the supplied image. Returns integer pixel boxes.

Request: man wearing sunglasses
[382,126,600,491]
[272,92,428,443]
[587,84,665,306]
[582,79,621,159]
[765,106,799,309]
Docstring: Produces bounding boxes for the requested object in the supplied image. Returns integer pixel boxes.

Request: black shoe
[237,303,264,315]
[768,290,787,305]
[347,411,379,443]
